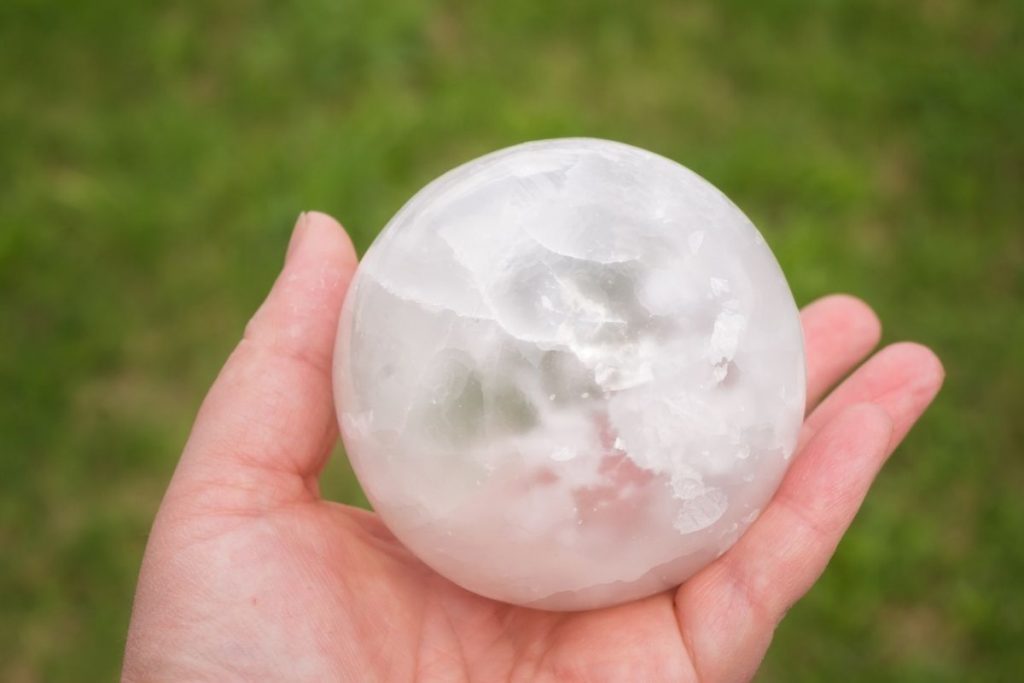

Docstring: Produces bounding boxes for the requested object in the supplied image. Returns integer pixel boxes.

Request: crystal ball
[333,138,806,610]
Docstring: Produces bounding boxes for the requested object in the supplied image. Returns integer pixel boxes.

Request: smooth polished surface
[334,139,806,610]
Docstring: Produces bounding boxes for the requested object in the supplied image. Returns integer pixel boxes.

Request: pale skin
[123,212,944,682]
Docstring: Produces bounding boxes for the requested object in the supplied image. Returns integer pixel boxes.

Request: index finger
[675,342,943,683]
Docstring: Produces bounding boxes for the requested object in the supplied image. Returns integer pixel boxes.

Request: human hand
[123,212,943,682]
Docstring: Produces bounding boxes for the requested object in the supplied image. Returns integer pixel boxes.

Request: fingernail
[286,212,309,263]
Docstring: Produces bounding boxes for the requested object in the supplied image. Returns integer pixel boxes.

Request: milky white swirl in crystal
[333,138,806,610]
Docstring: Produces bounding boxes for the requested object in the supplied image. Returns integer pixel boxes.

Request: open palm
[123,213,943,682]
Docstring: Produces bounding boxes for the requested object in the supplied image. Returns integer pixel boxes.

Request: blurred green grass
[1,1,1021,680]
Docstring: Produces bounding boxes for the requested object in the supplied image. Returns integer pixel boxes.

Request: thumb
[169,211,357,512]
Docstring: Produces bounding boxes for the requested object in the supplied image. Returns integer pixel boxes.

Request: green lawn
[2,1,1022,680]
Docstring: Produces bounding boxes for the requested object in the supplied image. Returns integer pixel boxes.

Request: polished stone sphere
[333,138,805,610]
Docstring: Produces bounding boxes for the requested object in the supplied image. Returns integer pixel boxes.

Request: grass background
[1,1,1021,680]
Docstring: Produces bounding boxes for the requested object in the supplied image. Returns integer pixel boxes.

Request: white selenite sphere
[334,138,806,611]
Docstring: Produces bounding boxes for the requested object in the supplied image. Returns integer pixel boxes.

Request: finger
[172,212,357,506]
[676,405,894,683]
[800,294,882,409]
[802,342,945,446]
[675,344,943,683]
